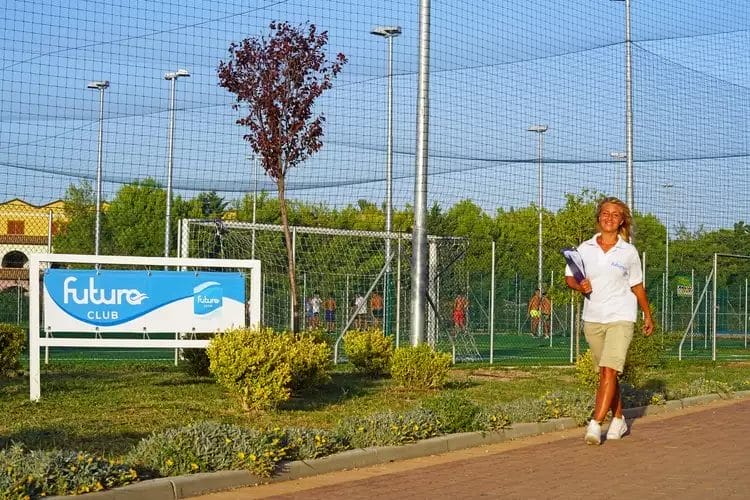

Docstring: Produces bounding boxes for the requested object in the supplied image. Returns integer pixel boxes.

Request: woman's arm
[630,283,654,336]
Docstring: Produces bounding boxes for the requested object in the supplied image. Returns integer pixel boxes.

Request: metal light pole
[410,0,430,346]
[163,69,190,260]
[662,182,674,332]
[528,124,548,338]
[372,25,402,337]
[609,151,627,199]
[87,80,109,256]
[611,0,635,213]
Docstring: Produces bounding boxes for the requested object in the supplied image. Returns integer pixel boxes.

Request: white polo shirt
[565,234,643,323]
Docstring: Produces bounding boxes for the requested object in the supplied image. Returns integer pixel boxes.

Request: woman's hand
[642,315,654,336]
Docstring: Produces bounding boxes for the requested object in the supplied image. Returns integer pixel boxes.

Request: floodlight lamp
[527,124,548,133]
[609,151,627,160]
[87,80,109,90]
[371,25,402,38]
[164,69,190,80]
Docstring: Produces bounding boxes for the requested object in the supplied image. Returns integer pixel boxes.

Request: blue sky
[1,0,749,232]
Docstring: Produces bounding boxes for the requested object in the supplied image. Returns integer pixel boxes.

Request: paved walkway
[195,398,750,499]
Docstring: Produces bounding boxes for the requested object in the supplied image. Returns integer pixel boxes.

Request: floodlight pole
[612,0,635,214]
[624,0,634,214]
[609,151,627,199]
[372,25,402,337]
[163,69,190,262]
[87,80,109,256]
[528,124,548,338]
[410,0,430,346]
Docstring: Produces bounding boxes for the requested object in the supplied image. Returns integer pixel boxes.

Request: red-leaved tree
[218,21,347,331]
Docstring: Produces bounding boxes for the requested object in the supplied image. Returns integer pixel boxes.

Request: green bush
[285,331,332,392]
[391,344,451,390]
[336,408,441,448]
[127,422,288,478]
[623,318,664,386]
[574,350,598,391]
[343,328,392,376]
[667,377,733,400]
[284,428,349,460]
[0,322,24,376]
[0,444,139,497]
[207,327,292,411]
[620,382,666,408]
[540,391,595,425]
[181,333,213,377]
[492,391,594,426]
[421,393,482,434]
[473,405,512,431]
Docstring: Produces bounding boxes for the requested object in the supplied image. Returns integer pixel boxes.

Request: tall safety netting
[2,1,749,363]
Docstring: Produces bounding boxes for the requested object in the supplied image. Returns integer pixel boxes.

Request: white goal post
[28,253,261,401]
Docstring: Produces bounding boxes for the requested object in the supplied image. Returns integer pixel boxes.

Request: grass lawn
[1,357,749,459]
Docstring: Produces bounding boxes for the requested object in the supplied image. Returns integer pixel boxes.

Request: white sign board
[43,269,246,333]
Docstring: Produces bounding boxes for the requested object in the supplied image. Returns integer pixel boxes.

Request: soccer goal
[180,219,469,357]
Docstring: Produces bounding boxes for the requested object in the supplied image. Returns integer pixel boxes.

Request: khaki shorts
[583,321,634,373]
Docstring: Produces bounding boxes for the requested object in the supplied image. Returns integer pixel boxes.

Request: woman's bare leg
[593,367,619,422]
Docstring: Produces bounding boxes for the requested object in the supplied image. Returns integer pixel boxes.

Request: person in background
[528,288,542,336]
[565,196,654,445]
[539,291,551,338]
[309,291,322,329]
[452,293,469,336]
[354,292,367,330]
[304,297,314,330]
[323,294,337,333]
[370,291,384,329]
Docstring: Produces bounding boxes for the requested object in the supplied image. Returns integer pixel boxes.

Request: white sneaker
[584,419,601,445]
[606,417,628,440]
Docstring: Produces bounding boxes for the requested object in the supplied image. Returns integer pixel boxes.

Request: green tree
[494,205,539,281]
[53,181,97,255]
[104,179,166,256]
[218,21,347,330]
[194,191,228,218]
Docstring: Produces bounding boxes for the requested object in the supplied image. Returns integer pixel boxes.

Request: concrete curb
[68,392,748,499]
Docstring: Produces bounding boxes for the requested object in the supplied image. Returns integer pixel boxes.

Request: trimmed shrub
[0,444,139,497]
[207,327,292,411]
[285,331,332,392]
[0,322,24,376]
[336,408,441,448]
[574,349,598,391]
[391,344,451,390]
[181,333,212,377]
[421,393,482,434]
[127,422,288,478]
[343,328,392,377]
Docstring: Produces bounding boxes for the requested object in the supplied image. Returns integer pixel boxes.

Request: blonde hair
[596,196,632,241]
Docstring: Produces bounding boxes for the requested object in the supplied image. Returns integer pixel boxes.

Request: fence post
[489,241,495,364]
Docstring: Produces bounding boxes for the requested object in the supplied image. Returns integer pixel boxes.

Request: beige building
[0,198,66,291]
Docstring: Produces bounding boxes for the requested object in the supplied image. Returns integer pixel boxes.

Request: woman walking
[565,197,654,445]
